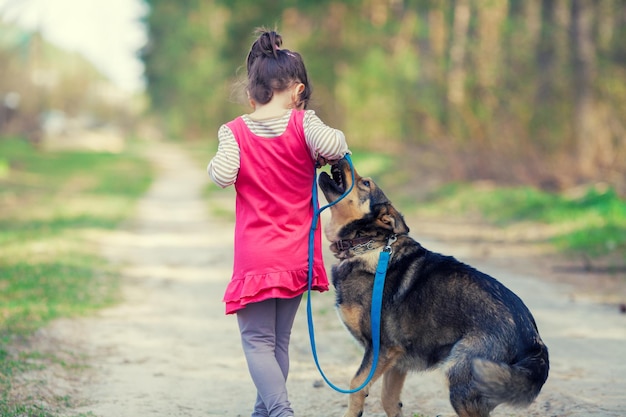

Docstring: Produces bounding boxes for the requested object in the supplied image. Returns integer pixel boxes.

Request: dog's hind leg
[381,365,406,417]
[343,348,403,417]
[447,362,494,417]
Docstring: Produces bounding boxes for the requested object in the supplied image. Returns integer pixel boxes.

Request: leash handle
[307,154,388,394]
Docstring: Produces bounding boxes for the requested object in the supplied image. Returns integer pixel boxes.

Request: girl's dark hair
[246,28,311,109]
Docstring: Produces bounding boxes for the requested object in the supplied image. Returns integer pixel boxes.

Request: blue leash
[306,154,390,394]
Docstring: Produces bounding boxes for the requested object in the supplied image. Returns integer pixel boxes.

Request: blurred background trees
[140,0,626,194]
[2,0,625,194]
[0,20,138,144]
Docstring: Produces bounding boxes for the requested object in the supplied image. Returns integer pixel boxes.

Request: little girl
[207,28,350,417]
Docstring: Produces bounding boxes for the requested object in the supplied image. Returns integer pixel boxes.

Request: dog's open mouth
[318,160,348,202]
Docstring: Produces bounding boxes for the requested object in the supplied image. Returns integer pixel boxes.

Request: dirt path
[43,142,625,416]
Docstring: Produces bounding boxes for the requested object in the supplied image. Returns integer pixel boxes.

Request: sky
[0,0,147,92]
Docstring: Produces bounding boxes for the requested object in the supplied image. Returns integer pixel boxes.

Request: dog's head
[318,158,409,245]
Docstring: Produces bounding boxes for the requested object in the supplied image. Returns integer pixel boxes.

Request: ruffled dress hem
[223,268,328,314]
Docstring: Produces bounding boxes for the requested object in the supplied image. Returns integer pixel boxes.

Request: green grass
[0,137,152,416]
[417,182,626,258]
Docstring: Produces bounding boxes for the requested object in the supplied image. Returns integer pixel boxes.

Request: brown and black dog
[318,158,549,417]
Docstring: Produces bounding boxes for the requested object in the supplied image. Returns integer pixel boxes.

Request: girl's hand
[316,155,341,167]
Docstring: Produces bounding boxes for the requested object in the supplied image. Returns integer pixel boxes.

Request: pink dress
[222,110,329,314]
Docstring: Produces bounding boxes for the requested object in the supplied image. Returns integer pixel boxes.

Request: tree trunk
[536,0,557,106]
[447,0,470,107]
[475,0,508,143]
[571,0,598,178]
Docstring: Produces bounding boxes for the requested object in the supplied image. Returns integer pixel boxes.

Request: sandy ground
[25,142,626,417]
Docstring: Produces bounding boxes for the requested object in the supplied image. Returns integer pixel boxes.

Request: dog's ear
[370,186,389,206]
[376,205,409,235]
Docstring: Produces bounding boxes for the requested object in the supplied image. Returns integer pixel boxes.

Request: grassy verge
[0,137,152,416]
[412,182,626,262]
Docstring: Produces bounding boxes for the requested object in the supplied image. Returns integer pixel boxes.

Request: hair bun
[254,29,282,58]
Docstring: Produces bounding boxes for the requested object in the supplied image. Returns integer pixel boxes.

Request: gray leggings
[237,296,302,417]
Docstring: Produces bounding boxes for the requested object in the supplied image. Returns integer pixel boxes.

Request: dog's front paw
[343,410,363,417]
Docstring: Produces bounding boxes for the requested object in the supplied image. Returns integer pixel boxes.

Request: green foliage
[141,0,234,139]
[0,137,153,415]
[348,149,394,177]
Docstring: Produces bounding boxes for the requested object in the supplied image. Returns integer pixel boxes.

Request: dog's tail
[472,345,549,407]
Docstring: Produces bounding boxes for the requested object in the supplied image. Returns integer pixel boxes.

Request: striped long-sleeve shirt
[207,109,349,188]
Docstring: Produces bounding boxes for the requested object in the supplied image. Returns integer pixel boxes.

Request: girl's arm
[303,110,350,164]
[207,125,240,188]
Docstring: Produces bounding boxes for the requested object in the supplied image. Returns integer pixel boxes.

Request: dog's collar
[334,236,378,252]
[332,234,398,257]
